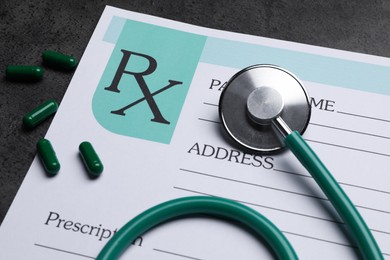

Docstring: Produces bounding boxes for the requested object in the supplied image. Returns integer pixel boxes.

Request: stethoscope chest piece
[219,64,311,152]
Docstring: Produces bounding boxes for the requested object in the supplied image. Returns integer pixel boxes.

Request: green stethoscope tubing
[96,196,298,260]
[285,131,383,260]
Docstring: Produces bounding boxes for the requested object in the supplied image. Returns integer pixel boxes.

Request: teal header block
[200,37,390,96]
[94,19,206,143]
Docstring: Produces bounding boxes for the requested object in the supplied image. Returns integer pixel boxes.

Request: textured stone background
[1,0,390,224]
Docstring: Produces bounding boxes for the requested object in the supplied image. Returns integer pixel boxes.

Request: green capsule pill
[42,50,78,70]
[6,65,44,81]
[79,141,103,177]
[37,139,60,176]
[23,99,58,129]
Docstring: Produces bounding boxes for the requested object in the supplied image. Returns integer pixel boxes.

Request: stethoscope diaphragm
[219,64,311,152]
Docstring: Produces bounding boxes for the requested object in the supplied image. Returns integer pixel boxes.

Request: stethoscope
[97,65,383,259]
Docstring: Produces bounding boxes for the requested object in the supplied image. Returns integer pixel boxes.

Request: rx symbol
[105,50,182,125]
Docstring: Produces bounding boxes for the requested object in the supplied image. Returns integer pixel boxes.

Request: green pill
[6,65,44,81]
[42,50,78,70]
[37,138,60,176]
[23,99,58,129]
[79,141,103,177]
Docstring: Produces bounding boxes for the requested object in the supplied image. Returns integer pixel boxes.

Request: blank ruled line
[198,118,221,124]
[173,186,341,224]
[310,122,390,140]
[179,168,390,215]
[371,229,390,236]
[180,168,328,201]
[273,168,311,178]
[154,248,204,260]
[282,231,356,248]
[354,205,390,215]
[337,111,390,123]
[339,182,390,195]
[305,138,390,157]
[34,243,94,259]
[273,168,390,195]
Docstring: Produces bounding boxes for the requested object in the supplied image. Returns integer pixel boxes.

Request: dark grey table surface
[1,0,390,225]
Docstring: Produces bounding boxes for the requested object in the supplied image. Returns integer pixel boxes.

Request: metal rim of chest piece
[219,64,311,153]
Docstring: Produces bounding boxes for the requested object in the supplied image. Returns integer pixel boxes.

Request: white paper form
[0,5,389,259]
